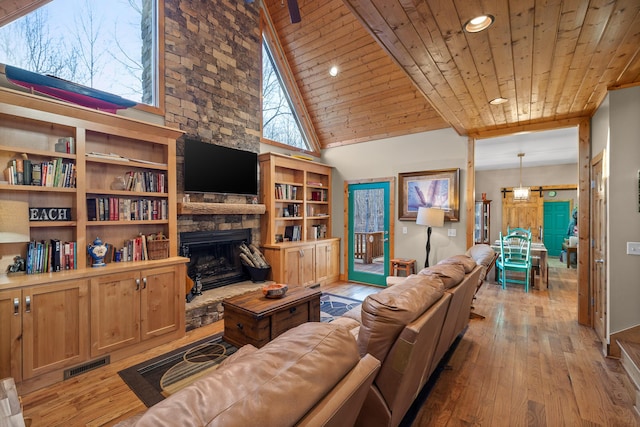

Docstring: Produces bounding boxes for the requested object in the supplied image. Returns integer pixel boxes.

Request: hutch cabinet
[474,200,491,244]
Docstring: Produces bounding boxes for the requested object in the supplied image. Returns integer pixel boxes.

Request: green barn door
[543,201,570,257]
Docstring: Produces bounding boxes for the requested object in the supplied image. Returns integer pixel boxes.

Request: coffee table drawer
[272,301,309,338]
[224,309,271,349]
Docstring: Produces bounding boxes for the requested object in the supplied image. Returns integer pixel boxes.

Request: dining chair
[496,232,532,292]
[506,226,532,240]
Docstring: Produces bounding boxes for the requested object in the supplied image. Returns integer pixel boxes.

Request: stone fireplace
[180,228,252,292]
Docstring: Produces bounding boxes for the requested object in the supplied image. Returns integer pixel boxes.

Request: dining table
[491,240,548,290]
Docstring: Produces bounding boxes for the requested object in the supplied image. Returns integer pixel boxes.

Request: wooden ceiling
[3,1,639,148]
[265,0,640,147]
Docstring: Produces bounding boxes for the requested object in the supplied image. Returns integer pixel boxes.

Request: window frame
[260,8,320,156]
[0,0,165,116]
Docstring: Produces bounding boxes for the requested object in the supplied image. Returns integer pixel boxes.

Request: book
[22,160,32,185]
[31,163,41,186]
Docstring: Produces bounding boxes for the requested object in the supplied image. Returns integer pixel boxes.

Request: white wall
[607,86,640,334]
[321,128,468,270]
[475,164,578,243]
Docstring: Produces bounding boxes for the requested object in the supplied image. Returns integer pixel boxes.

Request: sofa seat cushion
[418,263,465,289]
[126,322,361,427]
[437,254,477,273]
[357,274,444,363]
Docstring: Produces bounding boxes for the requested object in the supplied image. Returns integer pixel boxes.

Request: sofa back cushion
[418,263,465,289]
[465,244,498,280]
[437,254,478,273]
[357,274,444,363]
[128,323,361,427]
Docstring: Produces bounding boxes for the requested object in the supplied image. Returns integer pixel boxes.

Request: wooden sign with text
[29,207,72,221]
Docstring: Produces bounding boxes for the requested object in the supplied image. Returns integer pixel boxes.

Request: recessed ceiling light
[329,66,339,77]
[464,14,495,33]
[489,97,508,105]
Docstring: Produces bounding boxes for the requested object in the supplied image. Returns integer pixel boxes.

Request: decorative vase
[88,237,108,267]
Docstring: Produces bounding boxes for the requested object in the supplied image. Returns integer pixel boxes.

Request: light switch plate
[448,229,456,237]
[626,242,640,255]
[402,227,407,234]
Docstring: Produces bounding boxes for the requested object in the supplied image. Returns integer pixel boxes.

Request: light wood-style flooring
[20,264,639,426]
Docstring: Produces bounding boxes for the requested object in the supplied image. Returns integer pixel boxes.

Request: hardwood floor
[20,265,639,426]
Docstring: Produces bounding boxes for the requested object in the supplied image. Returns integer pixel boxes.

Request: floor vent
[64,356,110,380]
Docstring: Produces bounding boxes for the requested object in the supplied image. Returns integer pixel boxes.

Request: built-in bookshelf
[0,87,186,394]
[259,152,339,286]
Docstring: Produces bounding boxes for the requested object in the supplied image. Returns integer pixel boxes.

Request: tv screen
[183,140,258,195]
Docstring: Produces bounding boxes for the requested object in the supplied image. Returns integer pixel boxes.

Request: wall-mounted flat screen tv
[183,139,258,195]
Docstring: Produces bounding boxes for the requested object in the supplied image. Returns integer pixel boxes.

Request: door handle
[13,298,19,315]
[595,259,604,264]
[143,277,147,289]
[136,278,140,290]
[25,296,31,313]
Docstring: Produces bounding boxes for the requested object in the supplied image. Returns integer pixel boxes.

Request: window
[0,0,159,108]
[262,37,312,152]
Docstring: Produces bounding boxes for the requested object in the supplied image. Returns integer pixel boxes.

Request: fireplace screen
[180,229,252,291]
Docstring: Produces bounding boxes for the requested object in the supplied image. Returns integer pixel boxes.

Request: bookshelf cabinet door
[0,289,22,382]
[90,272,141,357]
[21,280,89,380]
[140,265,183,340]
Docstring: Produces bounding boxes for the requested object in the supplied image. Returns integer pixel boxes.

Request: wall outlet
[447,229,456,237]
[626,242,640,255]
[402,227,407,234]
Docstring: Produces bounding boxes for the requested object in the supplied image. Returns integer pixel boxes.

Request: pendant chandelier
[513,153,530,201]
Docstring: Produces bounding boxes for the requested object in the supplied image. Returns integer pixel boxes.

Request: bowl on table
[262,283,288,299]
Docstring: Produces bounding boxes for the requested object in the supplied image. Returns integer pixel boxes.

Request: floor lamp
[416,207,445,268]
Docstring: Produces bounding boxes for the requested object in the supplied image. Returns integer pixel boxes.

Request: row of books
[284,225,302,242]
[106,233,165,263]
[275,183,299,200]
[123,170,167,193]
[283,203,300,217]
[87,197,168,221]
[310,224,328,239]
[3,158,76,187]
[310,189,327,201]
[54,137,76,154]
[25,240,77,274]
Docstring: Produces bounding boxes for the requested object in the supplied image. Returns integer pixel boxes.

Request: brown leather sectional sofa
[115,322,381,427]
[116,246,495,427]
[332,246,496,427]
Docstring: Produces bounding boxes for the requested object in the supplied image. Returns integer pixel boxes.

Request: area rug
[320,292,363,322]
[119,292,363,407]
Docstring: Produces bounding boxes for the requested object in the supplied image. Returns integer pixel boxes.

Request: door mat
[118,334,236,408]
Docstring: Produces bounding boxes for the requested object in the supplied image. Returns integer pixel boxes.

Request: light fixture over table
[416,207,445,268]
[513,153,530,201]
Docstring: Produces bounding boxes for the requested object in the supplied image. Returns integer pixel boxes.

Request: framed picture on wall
[398,168,460,221]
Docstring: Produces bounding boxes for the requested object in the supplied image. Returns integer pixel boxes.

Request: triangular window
[262,38,312,152]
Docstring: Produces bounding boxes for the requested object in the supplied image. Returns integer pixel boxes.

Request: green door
[348,182,390,286]
[543,201,570,257]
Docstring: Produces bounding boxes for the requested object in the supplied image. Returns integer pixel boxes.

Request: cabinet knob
[237,323,244,330]
[289,307,297,314]
[13,298,19,315]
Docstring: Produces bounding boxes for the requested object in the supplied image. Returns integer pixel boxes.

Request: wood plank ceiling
[2,1,639,148]
[265,0,640,147]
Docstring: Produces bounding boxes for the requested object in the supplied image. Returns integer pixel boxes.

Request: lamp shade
[416,207,445,228]
[0,200,30,243]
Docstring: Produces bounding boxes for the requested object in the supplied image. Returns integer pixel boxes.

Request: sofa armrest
[297,354,381,427]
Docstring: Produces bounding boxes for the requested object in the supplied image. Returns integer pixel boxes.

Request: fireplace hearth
[180,229,252,292]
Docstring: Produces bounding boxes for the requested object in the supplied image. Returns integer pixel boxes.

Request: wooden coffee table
[222,286,321,348]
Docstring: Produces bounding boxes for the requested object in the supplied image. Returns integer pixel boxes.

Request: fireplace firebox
[180,229,252,293]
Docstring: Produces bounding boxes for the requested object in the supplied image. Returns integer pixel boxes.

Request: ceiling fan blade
[287,0,301,23]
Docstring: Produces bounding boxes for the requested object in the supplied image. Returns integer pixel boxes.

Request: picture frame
[398,168,460,221]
